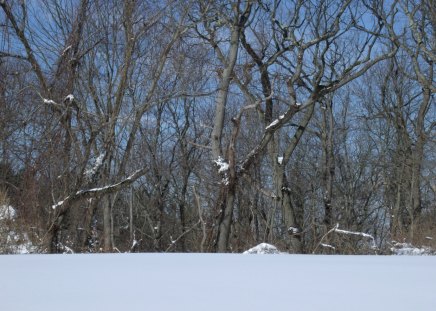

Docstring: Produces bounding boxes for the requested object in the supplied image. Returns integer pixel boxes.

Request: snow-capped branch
[320,243,335,250]
[41,97,63,112]
[313,223,377,253]
[265,114,285,130]
[52,169,145,211]
[334,227,374,240]
[240,99,315,173]
[51,199,67,210]
[333,224,377,250]
[43,98,57,105]
[62,45,72,56]
[265,119,279,130]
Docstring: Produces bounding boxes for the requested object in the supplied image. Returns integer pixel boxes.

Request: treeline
[0,0,434,254]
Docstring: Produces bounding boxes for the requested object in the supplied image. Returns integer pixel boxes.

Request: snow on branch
[64,94,74,102]
[265,114,285,130]
[76,169,143,196]
[333,224,377,249]
[334,226,374,240]
[320,243,336,250]
[313,223,377,253]
[213,157,230,185]
[214,156,229,173]
[43,98,57,105]
[52,169,145,211]
[84,153,105,180]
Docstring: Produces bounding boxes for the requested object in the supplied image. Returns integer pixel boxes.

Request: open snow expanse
[1,254,435,311]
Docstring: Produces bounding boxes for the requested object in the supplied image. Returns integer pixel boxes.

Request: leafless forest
[0,0,435,254]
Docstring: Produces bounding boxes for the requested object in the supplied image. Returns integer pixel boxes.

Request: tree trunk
[102,195,112,252]
[321,99,335,228]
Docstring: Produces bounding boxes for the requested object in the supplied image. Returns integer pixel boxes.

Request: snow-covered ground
[1,254,435,311]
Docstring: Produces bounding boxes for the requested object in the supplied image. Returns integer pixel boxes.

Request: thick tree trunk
[211,6,252,252]
[217,185,236,252]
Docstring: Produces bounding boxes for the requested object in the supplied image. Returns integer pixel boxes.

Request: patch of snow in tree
[321,243,335,250]
[62,45,72,55]
[84,153,104,179]
[52,200,65,210]
[296,102,302,106]
[288,226,300,234]
[59,244,74,254]
[265,119,279,130]
[390,241,435,256]
[65,94,74,101]
[277,156,283,164]
[131,239,138,249]
[214,157,229,173]
[243,243,281,254]
[0,205,16,220]
[43,98,57,105]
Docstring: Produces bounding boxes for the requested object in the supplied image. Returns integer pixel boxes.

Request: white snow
[277,156,283,164]
[288,226,300,234]
[131,239,138,249]
[321,243,336,250]
[391,241,434,256]
[265,119,279,130]
[84,153,104,179]
[51,200,65,210]
[62,45,72,55]
[0,254,435,310]
[52,169,143,210]
[2,231,36,254]
[0,205,36,254]
[64,94,74,101]
[43,98,57,105]
[0,205,16,220]
[214,157,229,173]
[243,243,281,254]
[334,224,377,249]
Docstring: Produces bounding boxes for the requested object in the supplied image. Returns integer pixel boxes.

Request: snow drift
[0,254,435,311]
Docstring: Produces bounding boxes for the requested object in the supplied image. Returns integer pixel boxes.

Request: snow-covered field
[1,254,435,311]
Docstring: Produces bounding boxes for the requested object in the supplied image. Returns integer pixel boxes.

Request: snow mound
[391,241,435,256]
[0,205,16,220]
[243,243,281,254]
[5,231,37,254]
